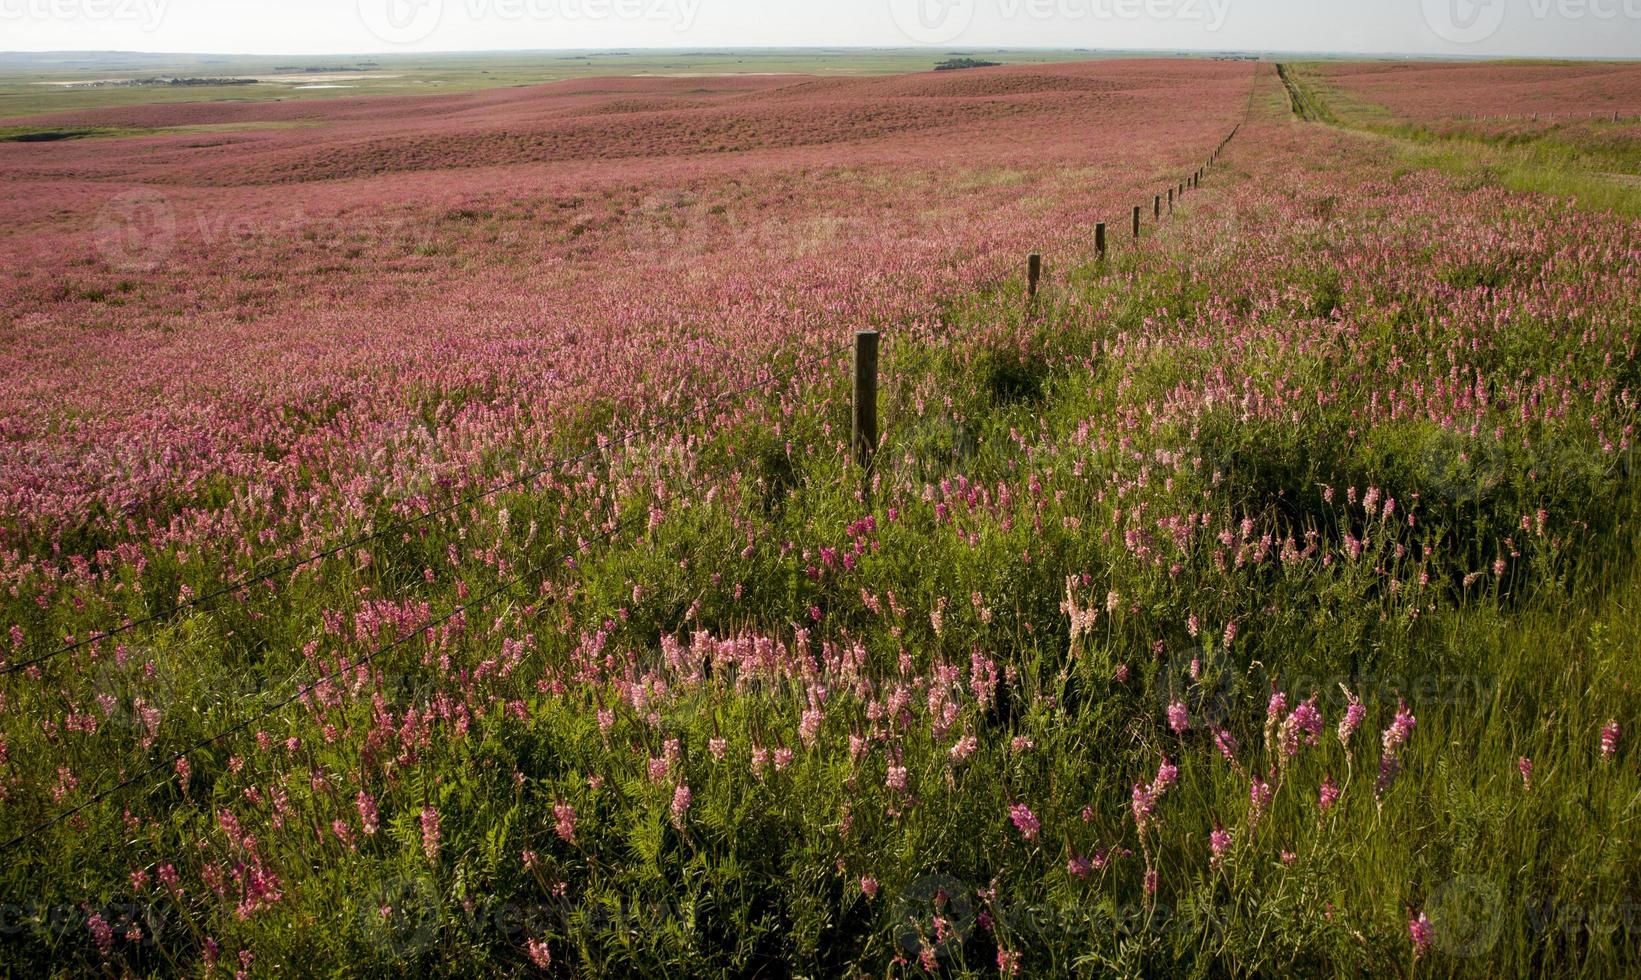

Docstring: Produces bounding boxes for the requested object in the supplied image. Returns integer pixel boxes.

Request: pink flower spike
[1409,912,1434,957]
[1009,803,1041,841]
[553,801,577,843]
[1318,776,1341,814]
[1209,826,1232,863]
[671,783,692,828]
[420,806,441,862]
[1167,699,1189,734]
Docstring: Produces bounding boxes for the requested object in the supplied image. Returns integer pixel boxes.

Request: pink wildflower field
[0,55,1638,978]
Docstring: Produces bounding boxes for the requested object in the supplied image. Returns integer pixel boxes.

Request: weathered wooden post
[852,330,879,474]
[1132,205,1141,240]
[1154,195,1161,219]
[1095,222,1106,261]
[1027,252,1041,298]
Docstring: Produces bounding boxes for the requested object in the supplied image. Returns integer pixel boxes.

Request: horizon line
[4,46,1638,62]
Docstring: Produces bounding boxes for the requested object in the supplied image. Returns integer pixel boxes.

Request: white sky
[0,0,1638,58]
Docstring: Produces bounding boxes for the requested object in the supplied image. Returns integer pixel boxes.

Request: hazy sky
[2,0,1638,58]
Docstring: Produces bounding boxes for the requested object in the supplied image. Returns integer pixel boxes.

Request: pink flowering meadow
[0,59,1637,977]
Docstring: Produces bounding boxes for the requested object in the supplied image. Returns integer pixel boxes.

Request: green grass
[1279,62,1641,217]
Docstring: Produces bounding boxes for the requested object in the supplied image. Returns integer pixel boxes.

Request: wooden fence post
[1095,222,1106,260]
[1132,205,1141,240]
[1027,252,1041,297]
[1154,195,1161,219]
[853,331,879,474]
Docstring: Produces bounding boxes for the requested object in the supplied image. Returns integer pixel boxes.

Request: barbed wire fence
[0,122,1245,856]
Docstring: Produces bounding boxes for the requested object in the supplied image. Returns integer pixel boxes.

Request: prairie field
[0,54,1638,978]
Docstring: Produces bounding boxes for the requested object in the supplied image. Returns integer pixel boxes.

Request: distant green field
[0,48,1149,121]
